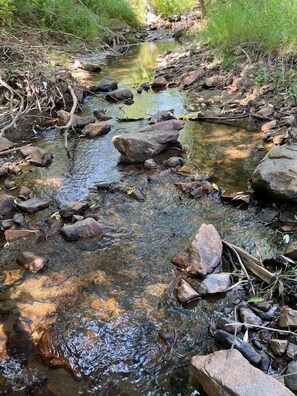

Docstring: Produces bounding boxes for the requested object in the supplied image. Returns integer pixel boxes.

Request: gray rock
[164,157,184,168]
[74,59,102,72]
[144,158,157,169]
[60,218,102,241]
[0,194,15,215]
[16,251,49,273]
[285,361,297,392]
[199,273,232,295]
[57,110,95,128]
[93,109,112,121]
[287,342,297,359]
[59,201,89,220]
[251,144,297,201]
[112,120,185,163]
[278,306,297,328]
[18,186,33,200]
[149,110,175,124]
[171,223,223,277]
[268,339,288,356]
[1,219,13,229]
[176,278,200,304]
[0,137,15,152]
[93,76,118,92]
[105,89,133,103]
[151,76,167,90]
[20,146,53,167]
[214,329,261,365]
[216,317,242,333]
[16,198,49,213]
[191,349,294,396]
[13,213,25,227]
[239,307,263,326]
[81,122,111,138]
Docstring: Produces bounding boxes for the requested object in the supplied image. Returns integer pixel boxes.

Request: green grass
[203,0,297,53]
[152,0,195,17]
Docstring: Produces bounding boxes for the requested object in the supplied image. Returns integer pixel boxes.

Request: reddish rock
[176,278,200,304]
[81,122,111,138]
[151,76,167,90]
[18,186,33,200]
[57,110,95,128]
[5,229,41,242]
[20,146,53,167]
[0,137,15,152]
[261,120,277,132]
[268,339,288,356]
[191,349,294,396]
[105,89,133,102]
[60,217,103,241]
[279,306,297,328]
[16,251,49,273]
[171,224,223,277]
[181,69,206,88]
[59,201,89,219]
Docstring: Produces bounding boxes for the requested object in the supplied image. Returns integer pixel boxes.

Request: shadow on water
[0,41,284,394]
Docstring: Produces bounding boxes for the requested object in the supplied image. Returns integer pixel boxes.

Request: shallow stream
[0,41,283,395]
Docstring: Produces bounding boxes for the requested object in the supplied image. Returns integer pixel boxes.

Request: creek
[0,41,283,395]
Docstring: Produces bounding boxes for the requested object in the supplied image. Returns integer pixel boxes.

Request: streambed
[0,41,283,395]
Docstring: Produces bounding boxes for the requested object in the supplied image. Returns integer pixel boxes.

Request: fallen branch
[0,143,32,156]
[223,240,276,284]
[58,85,77,149]
[225,322,296,336]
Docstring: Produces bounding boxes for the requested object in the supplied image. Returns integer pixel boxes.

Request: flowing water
[0,41,283,395]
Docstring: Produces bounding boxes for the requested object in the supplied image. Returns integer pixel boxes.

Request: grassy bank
[152,0,195,17]
[203,0,297,53]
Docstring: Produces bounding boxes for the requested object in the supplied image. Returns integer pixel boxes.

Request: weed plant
[203,0,297,54]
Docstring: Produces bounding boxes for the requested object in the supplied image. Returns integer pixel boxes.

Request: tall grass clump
[203,0,297,53]
[152,0,195,17]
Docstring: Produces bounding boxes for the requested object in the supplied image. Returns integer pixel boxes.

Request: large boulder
[191,349,294,396]
[112,120,185,163]
[105,89,133,103]
[171,224,223,277]
[81,122,111,138]
[251,144,297,201]
[92,76,118,92]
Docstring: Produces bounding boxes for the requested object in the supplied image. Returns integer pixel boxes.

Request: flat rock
[191,349,294,396]
[60,217,102,241]
[199,273,232,295]
[285,361,297,393]
[0,194,15,215]
[0,137,15,152]
[74,59,102,72]
[92,76,118,92]
[268,339,288,356]
[257,106,274,118]
[5,229,41,242]
[176,278,200,304]
[20,146,53,167]
[214,329,261,365]
[181,69,206,88]
[278,306,297,328]
[171,223,223,277]
[112,120,185,163]
[16,251,49,273]
[251,144,297,200]
[105,89,133,102]
[261,120,277,132]
[239,307,263,326]
[151,76,167,90]
[59,201,89,220]
[81,122,111,138]
[16,198,49,213]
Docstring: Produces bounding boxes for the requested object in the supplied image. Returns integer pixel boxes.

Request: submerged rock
[20,146,53,167]
[60,217,102,241]
[176,278,200,304]
[0,194,15,215]
[112,120,185,163]
[251,144,297,201]
[81,122,111,138]
[16,251,49,273]
[199,273,232,295]
[191,349,294,396]
[214,329,261,365]
[171,224,222,277]
[16,198,49,213]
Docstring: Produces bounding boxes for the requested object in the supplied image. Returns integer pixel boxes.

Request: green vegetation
[152,0,195,17]
[203,0,297,53]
